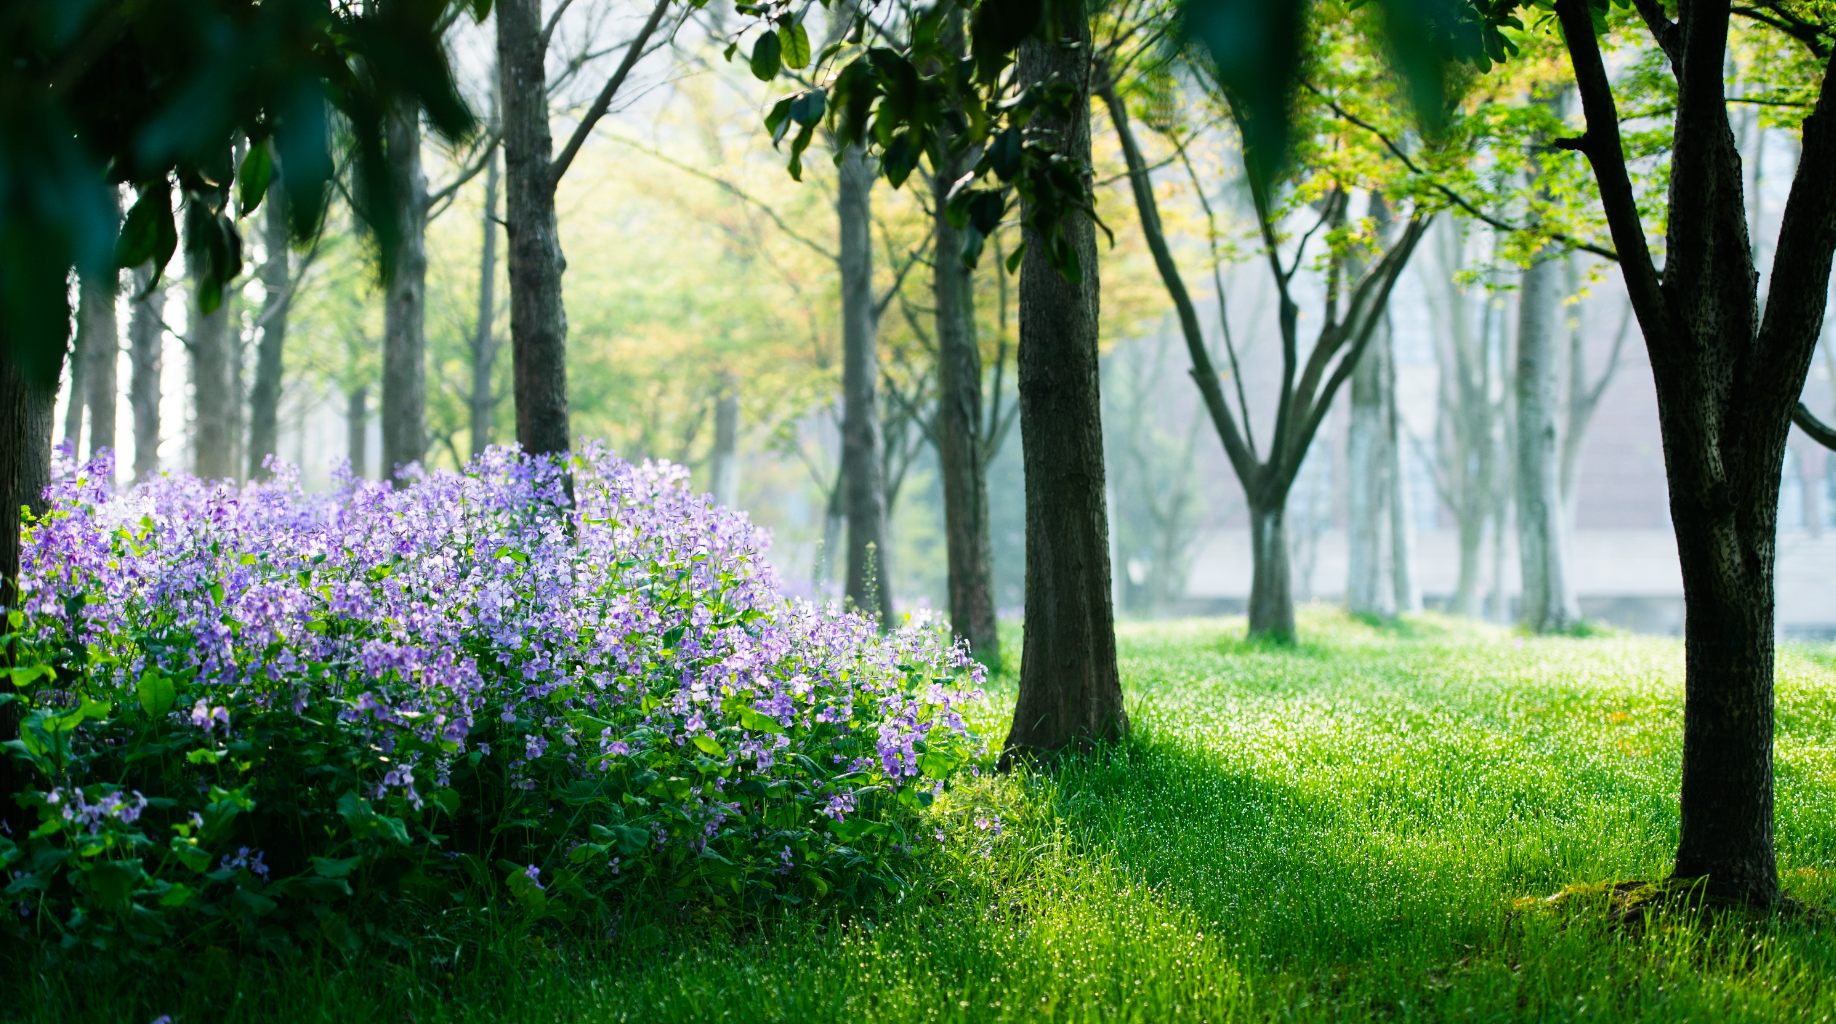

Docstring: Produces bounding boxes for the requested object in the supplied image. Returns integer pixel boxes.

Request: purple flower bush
[0,445,985,952]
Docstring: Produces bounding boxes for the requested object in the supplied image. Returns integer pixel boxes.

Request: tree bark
[472,140,500,460]
[711,375,739,507]
[0,356,55,836]
[248,182,289,480]
[1345,321,1389,615]
[1003,26,1126,760]
[348,386,369,480]
[382,94,428,483]
[1247,502,1295,637]
[128,270,163,483]
[188,230,234,481]
[62,313,86,455]
[837,144,893,625]
[932,19,1000,666]
[80,259,118,466]
[1515,253,1579,632]
[498,0,570,457]
[1386,321,1422,613]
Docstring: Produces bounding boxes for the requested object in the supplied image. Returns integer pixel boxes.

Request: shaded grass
[12,608,1836,1022]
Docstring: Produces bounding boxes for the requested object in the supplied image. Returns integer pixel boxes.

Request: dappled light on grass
[17,608,1836,1021]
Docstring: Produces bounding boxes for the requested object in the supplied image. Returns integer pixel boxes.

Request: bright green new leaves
[136,668,176,718]
[781,21,812,69]
[751,30,783,80]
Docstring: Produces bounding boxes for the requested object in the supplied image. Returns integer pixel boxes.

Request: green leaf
[168,836,211,873]
[750,31,782,81]
[272,875,352,901]
[186,747,225,764]
[6,664,52,689]
[739,707,786,734]
[137,670,175,718]
[310,855,361,878]
[692,734,725,757]
[158,881,196,907]
[471,0,493,21]
[237,141,273,218]
[86,859,145,906]
[1004,240,1026,274]
[779,22,812,69]
[789,89,827,127]
[115,189,164,270]
[765,96,796,145]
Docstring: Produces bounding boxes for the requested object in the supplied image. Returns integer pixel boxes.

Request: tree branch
[607,135,839,261]
[549,0,673,188]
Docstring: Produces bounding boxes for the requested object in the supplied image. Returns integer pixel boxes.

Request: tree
[496,0,675,458]
[247,180,291,480]
[1514,244,1580,632]
[128,270,165,483]
[1102,60,1430,640]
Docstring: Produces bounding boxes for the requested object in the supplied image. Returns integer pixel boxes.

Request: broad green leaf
[692,734,725,757]
[86,859,145,906]
[779,22,811,69]
[237,141,273,218]
[137,670,175,718]
[739,707,785,734]
[310,855,361,878]
[750,32,782,81]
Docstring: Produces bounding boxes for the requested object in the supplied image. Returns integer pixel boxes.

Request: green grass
[15,608,1836,1022]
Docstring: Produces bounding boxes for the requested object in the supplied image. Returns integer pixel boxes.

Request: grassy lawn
[16,609,1836,1022]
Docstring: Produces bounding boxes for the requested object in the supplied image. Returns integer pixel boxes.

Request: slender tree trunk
[80,259,118,467]
[128,271,163,483]
[0,357,54,837]
[188,236,233,481]
[383,95,428,483]
[248,183,289,480]
[1515,253,1579,632]
[1004,25,1125,760]
[498,0,570,457]
[837,144,893,625]
[711,375,739,507]
[1248,499,1295,638]
[348,386,369,480]
[472,142,500,460]
[62,316,86,455]
[1345,326,1389,615]
[1386,321,1422,612]
[932,28,1000,665]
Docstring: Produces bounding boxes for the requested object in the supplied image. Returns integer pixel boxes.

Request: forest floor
[21,608,1836,1022]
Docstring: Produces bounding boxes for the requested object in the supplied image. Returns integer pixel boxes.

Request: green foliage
[17,610,1836,1020]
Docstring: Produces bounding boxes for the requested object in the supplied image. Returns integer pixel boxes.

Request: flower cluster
[0,444,985,952]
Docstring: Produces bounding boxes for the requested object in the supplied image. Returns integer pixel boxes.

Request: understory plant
[0,445,985,955]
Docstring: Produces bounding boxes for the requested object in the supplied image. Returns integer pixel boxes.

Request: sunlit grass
[16,607,1836,1022]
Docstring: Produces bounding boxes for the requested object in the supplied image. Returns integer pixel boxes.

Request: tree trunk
[837,144,893,626]
[1386,321,1422,612]
[188,234,233,481]
[1345,325,1389,615]
[248,183,289,480]
[0,356,55,836]
[711,376,739,507]
[382,95,428,483]
[472,141,500,460]
[80,260,118,467]
[62,314,86,454]
[1003,25,1125,760]
[128,270,163,483]
[1515,253,1579,632]
[348,386,369,480]
[932,37,1000,665]
[1248,499,1295,639]
[498,0,570,458]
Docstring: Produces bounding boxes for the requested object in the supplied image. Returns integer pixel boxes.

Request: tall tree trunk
[0,357,55,837]
[248,182,289,480]
[348,386,370,480]
[80,256,118,466]
[383,95,428,483]
[188,235,233,481]
[932,21,1000,665]
[837,144,893,625]
[1248,500,1295,637]
[1386,320,1422,612]
[711,375,739,507]
[1515,253,1579,632]
[498,0,570,458]
[1345,325,1389,615]
[62,317,86,454]
[1003,25,1125,760]
[128,271,163,483]
[472,141,500,460]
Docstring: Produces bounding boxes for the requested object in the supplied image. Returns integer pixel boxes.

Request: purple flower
[524,863,544,890]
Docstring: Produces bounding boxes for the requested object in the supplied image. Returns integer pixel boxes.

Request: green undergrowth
[11,608,1836,1022]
